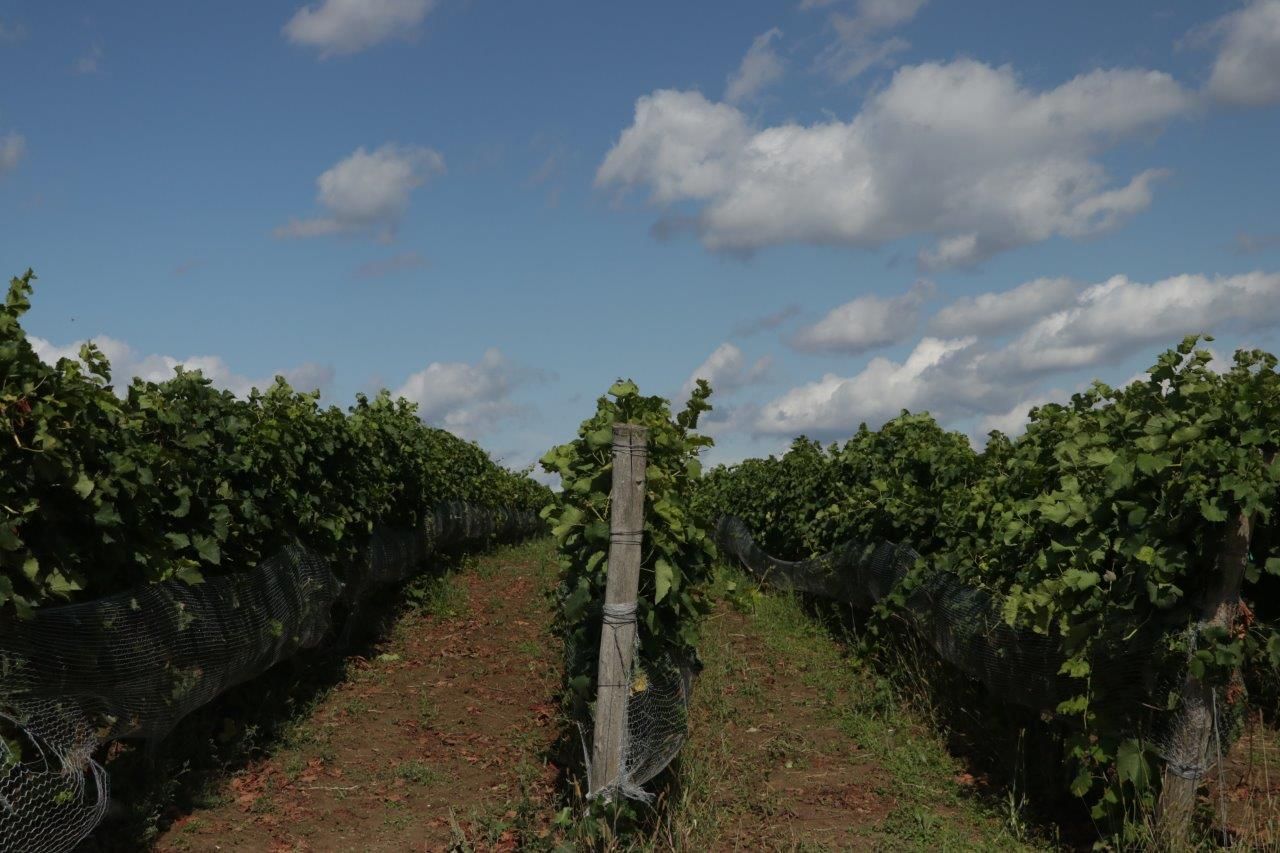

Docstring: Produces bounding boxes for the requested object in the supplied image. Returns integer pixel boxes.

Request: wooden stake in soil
[589,423,648,800]
[1157,506,1254,842]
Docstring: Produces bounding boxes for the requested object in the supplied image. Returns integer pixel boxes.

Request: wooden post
[589,423,648,799]
[1156,507,1253,842]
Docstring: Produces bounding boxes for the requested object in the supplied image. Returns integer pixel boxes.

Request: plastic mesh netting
[565,606,697,801]
[616,653,696,793]
[0,502,540,852]
[714,515,1161,714]
[714,515,1270,811]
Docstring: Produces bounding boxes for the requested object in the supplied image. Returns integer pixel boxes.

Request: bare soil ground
[142,541,1279,851]
[1210,712,1280,848]
[149,541,1032,851]
[153,540,562,852]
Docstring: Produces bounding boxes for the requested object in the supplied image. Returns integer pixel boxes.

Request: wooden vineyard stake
[589,423,648,799]
[1156,504,1254,843]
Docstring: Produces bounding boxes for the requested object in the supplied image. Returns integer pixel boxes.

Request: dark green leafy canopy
[0,270,550,614]
[695,335,1280,812]
[542,379,716,703]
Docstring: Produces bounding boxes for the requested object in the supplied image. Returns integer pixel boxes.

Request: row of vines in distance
[0,269,550,613]
[694,336,1280,824]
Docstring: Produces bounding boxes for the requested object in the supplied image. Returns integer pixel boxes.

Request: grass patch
[655,565,1056,851]
[395,759,441,786]
[404,567,470,619]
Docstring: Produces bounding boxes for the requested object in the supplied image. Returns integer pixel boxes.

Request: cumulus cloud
[757,336,980,437]
[725,28,785,103]
[597,60,1191,268]
[1206,0,1280,106]
[753,270,1280,439]
[29,335,334,398]
[681,342,772,398]
[975,394,1058,440]
[927,277,1078,337]
[276,144,445,242]
[981,271,1280,380]
[354,250,427,279]
[791,280,933,354]
[394,349,548,438]
[284,0,435,57]
[0,132,25,179]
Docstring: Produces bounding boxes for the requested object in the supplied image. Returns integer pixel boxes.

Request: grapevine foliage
[0,270,549,614]
[698,336,1280,812]
[540,379,716,705]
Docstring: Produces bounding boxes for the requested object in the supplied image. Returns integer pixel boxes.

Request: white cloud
[284,0,435,58]
[0,132,25,179]
[597,60,1192,268]
[756,336,980,436]
[815,0,928,32]
[394,349,547,438]
[753,270,1280,439]
[792,280,932,354]
[928,277,1077,337]
[276,144,445,242]
[29,335,335,398]
[975,394,1056,440]
[1207,0,1280,106]
[813,0,927,82]
[682,342,772,398]
[725,28,785,103]
[984,271,1280,380]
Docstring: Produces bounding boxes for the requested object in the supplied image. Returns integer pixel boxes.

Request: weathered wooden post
[1156,506,1254,843]
[589,422,648,799]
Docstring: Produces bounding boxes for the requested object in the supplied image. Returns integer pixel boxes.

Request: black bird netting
[713,515,1164,716]
[714,515,1264,811]
[0,502,540,853]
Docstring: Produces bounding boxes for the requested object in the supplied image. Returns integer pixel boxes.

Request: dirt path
[154,539,562,852]
[153,544,1045,852]
[665,583,1044,851]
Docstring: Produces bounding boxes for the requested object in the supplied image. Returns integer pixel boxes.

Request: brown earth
[143,536,1280,851]
[150,541,1037,851]
[1210,711,1280,848]
[152,542,563,852]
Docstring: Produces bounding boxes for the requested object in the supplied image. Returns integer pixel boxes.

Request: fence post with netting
[588,422,648,800]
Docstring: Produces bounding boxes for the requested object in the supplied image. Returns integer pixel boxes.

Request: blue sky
[3,0,1280,478]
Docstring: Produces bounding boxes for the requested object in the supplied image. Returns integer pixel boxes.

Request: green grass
[404,567,471,619]
[395,759,441,786]
[503,563,1058,850]
[590,565,1056,851]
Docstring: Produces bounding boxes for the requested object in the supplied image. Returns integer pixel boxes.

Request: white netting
[0,702,107,853]
[614,652,696,794]
[572,607,698,803]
